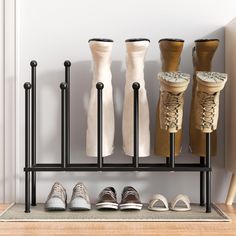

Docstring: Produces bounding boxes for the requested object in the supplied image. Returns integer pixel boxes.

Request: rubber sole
[170,207,191,212]
[148,206,169,212]
[45,207,66,211]
[119,203,143,210]
[158,71,190,83]
[96,202,119,210]
[69,207,91,211]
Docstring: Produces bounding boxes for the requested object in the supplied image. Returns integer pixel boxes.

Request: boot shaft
[126,38,150,55]
[159,38,184,72]
[193,39,219,72]
[89,38,113,68]
[125,38,150,83]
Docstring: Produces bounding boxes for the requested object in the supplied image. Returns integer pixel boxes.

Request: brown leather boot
[189,39,219,157]
[155,38,184,157]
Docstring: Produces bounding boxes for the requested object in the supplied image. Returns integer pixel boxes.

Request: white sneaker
[45,182,67,211]
[69,182,91,211]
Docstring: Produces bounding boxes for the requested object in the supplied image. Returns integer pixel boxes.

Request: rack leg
[30,61,37,206]
[64,61,71,166]
[24,82,31,213]
[96,82,104,168]
[200,156,205,206]
[60,83,67,167]
[206,171,211,212]
[169,133,175,168]
[25,171,30,213]
[132,82,140,168]
[206,133,211,213]
[31,173,36,206]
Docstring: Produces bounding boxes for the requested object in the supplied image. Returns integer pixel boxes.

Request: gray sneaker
[69,182,91,210]
[45,182,67,211]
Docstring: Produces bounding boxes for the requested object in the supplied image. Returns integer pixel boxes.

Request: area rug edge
[0,203,231,222]
[0,202,15,217]
[212,203,231,222]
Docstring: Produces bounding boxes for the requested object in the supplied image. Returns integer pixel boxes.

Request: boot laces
[199,92,216,129]
[163,92,182,129]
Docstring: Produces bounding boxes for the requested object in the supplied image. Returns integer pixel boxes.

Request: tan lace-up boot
[189,39,219,156]
[155,38,184,157]
[195,72,227,133]
[159,72,190,133]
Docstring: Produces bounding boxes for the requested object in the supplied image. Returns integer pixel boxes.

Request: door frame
[0,0,19,203]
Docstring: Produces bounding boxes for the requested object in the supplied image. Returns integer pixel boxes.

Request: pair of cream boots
[86,38,150,157]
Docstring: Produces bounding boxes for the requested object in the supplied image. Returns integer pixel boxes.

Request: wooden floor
[0,204,236,235]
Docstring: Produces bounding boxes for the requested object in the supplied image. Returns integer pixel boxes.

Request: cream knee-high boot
[86,38,115,157]
[122,38,150,157]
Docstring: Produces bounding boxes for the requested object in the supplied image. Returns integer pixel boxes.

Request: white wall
[16,0,236,203]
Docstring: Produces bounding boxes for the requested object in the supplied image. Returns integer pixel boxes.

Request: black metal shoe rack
[23,60,212,213]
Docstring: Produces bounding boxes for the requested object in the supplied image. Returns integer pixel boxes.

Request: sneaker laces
[199,92,216,130]
[47,183,66,201]
[72,183,89,202]
[122,189,139,200]
[100,189,116,200]
[162,92,182,129]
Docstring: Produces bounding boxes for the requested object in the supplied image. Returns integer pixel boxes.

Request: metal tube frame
[24,82,31,212]
[169,133,175,169]
[133,82,140,168]
[96,82,103,168]
[200,156,205,206]
[206,133,211,213]
[60,82,67,168]
[30,61,37,206]
[24,62,212,213]
[64,61,71,166]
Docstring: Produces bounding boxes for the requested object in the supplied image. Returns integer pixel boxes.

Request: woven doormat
[0,203,230,222]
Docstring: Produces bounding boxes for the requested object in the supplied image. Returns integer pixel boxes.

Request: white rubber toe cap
[69,197,91,210]
[45,197,66,210]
